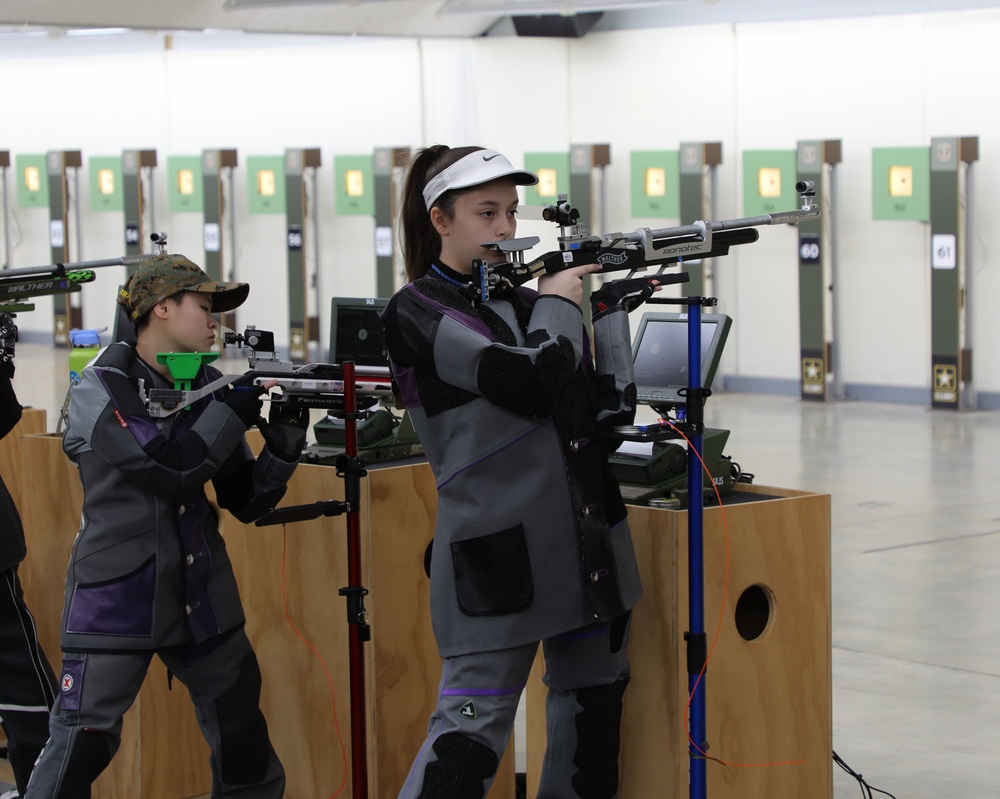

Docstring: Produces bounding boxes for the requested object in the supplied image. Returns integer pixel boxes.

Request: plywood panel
[0,408,46,511]
[527,486,832,799]
[686,491,832,798]
[221,459,355,797]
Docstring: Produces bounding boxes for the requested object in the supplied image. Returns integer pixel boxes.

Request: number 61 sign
[931,233,956,270]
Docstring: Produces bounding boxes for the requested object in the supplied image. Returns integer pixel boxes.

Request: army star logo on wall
[933,364,957,404]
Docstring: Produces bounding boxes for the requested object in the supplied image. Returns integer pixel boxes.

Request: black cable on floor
[834,749,897,799]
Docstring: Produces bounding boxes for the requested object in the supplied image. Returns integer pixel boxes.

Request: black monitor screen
[631,312,732,407]
[329,296,388,368]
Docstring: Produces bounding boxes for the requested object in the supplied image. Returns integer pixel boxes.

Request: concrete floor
[3,341,999,798]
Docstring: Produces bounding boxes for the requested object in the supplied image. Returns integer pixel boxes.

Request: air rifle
[143,326,395,418]
[0,233,167,362]
[0,232,168,313]
[462,180,820,303]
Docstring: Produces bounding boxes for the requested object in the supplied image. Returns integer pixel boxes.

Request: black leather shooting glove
[258,402,310,462]
[591,277,659,321]
[223,375,264,429]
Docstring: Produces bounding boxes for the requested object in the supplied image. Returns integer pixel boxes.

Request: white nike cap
[422,149,538,211]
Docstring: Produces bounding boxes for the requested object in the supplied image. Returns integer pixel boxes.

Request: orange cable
[663,419,807,770]
[281,527,350,797]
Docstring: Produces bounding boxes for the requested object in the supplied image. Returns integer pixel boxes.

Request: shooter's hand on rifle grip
[224,375,266,428]
[591,277,661,321]
[538,263,601,307]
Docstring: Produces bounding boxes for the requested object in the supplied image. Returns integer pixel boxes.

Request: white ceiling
[0,0,998,40]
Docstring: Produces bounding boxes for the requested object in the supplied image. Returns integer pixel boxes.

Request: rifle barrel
[640,207,819,243]
[0,253,153,279]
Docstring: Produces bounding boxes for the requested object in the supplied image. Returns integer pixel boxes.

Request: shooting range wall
[0,8,999,403]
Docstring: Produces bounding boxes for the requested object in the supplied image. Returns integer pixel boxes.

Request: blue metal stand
[647,295,714,799]
[685,301,708,799]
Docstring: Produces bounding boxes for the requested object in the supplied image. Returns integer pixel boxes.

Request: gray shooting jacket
[60,342,297,653]
[382,265,643,657]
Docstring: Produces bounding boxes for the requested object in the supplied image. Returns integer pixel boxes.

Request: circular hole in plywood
[735,583,774,642]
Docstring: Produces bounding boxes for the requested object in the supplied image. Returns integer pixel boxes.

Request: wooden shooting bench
[9,411,830,799]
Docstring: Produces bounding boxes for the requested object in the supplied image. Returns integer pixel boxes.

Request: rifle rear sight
[224,326,275,354]
[149,232,169,254]
[541,195,580,227]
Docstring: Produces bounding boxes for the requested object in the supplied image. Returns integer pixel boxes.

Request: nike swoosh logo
[483,153,501,161]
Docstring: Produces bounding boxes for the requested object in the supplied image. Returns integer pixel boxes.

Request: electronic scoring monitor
[631,311,732,407]
[328,296,389,369]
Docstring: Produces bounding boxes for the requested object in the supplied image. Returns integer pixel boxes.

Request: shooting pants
[0,567,58,796]
[25,627,284,799]
[397,621,631,799]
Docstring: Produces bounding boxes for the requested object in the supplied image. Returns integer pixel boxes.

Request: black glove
[258,403,310,462]
[0,359,13,380]
[223,375,264,428]
[591,277,659,320]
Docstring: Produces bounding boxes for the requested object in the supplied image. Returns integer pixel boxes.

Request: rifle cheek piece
[144,326,393,419]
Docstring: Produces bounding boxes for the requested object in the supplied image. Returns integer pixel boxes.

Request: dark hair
[400,144,484,282]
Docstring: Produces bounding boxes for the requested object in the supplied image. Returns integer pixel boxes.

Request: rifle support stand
[629,296,717,799]
[255,360,371,798]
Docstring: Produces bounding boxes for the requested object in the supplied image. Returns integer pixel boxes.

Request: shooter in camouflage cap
[29,251,295,798]
[118,253,249,323]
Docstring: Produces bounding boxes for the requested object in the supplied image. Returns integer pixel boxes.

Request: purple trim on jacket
[437,419,548,490]
[94,367,162,448]
[58,659,87,712]
[441,683,526,697]
[392,363,420,409]
[409,283,494,340]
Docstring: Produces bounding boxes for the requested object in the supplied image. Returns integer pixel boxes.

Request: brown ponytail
[400,144,484,282]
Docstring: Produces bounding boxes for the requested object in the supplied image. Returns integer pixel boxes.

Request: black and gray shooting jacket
[0,373,25,574]
[60,341,297,653]
[381,264,643,658]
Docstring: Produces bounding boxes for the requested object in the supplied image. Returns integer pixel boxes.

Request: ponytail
[400,144,484,283]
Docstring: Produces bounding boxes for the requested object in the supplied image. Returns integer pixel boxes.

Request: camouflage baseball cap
[118,254,249,323]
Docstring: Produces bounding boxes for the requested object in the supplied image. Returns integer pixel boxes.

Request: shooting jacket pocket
[66,555,156,637]
[451,523,534,616]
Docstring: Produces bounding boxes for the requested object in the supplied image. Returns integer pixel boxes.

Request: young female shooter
[381,145,659,799]
[26,255,309,799]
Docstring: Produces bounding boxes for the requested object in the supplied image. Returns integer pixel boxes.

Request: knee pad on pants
[214,651,270,785]
[417,733,498,799]
[63,728,114,795]
[571,676,629,799]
